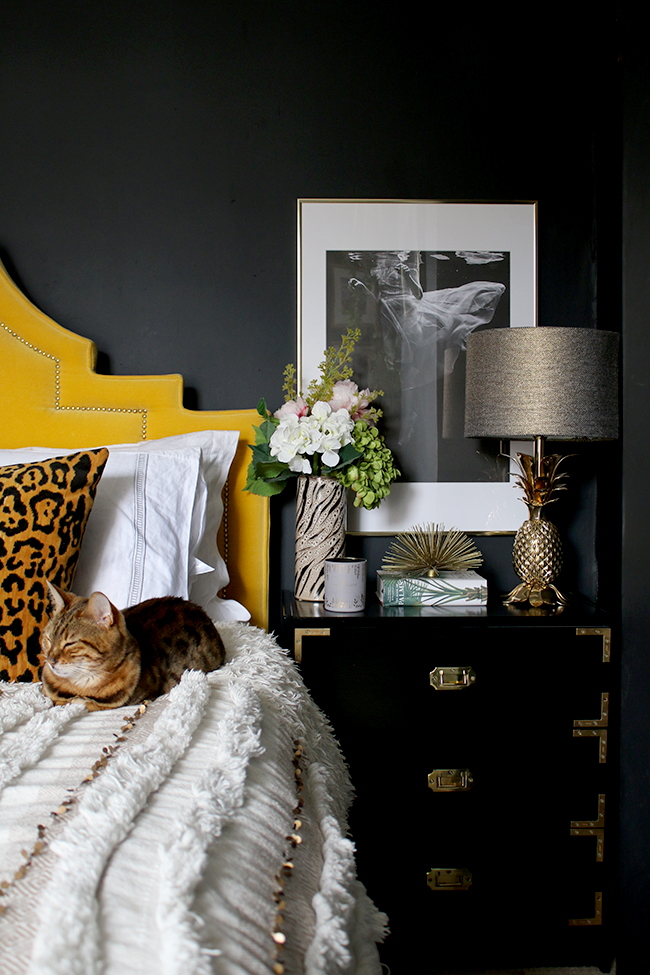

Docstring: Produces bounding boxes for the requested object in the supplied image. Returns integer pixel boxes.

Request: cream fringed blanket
[0,623,387,975]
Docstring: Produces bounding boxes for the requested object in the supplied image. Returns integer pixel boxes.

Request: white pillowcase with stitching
[112,430,247,621]
[0,431,249,621]
[77,447,202,607]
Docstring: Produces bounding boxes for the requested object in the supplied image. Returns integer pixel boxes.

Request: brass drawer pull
[428,769,474,792]
[430,666,476,690]
[427,868,472,891]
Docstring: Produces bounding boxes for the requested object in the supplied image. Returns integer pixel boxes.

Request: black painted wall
[621,12,650,970]
[0,2,644,970]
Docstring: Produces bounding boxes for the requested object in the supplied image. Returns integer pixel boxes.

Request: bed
[0,259,387,975]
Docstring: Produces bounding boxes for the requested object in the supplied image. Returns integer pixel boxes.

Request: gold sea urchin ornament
[382,524,483,578]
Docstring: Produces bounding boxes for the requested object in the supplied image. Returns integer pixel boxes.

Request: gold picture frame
[297,198,537,534]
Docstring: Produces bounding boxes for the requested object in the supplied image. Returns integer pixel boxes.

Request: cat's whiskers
[46,659,103,689]
[67,669,104,690]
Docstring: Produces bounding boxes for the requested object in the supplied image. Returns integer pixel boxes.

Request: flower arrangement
[245,329,399,510]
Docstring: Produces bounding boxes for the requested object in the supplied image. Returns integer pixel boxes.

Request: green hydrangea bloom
[333,421,400,510]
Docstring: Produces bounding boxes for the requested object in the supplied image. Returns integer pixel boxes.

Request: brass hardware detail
[430,666,476,690]
[569,891,603,926]
[428,769,474,792]
[570,828,604,861]
[426,868,472,891]
[573,728,608,763]
[574,693,609,728]
[293,628,331,664]
[576,627,611,663]
[569,633,610,875]
[571,794,606,830]
[570,795,605,860]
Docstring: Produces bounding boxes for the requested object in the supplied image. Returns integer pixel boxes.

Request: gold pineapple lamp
[464,326,619,607]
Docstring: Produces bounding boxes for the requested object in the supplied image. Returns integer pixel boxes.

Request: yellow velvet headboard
[0,259,269,630]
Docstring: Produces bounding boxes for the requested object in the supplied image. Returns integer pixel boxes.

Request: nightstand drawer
[283,597,616,972]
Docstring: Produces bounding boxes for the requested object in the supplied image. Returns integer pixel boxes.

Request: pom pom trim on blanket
[0,622,387,975]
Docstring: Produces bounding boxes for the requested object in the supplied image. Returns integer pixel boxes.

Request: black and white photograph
[326,248,510,485]
[299,200,537,532]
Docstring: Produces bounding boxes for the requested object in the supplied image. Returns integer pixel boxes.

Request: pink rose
[328,380,359,413]
[274,396,308,419]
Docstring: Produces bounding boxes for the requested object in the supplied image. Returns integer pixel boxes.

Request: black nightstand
[281,590,617,974]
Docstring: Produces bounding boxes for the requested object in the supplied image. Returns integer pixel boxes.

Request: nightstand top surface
[282,589,611,627]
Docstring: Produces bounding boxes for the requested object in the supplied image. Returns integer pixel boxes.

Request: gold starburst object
[382,524,483,578]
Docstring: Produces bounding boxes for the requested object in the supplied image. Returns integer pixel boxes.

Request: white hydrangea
[269,414,313,473]
[269,401,354,473]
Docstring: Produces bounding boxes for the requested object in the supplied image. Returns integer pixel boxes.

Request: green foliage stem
[282,364,297,402]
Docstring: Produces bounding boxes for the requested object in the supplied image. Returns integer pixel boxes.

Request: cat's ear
[85,592,115,628]
[47,581,71,616]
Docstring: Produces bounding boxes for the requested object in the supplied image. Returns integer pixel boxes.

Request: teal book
[377,570,488,607]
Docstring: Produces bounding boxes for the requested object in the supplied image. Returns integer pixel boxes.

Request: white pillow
[0,445,201,609]
[0,431,249,621]
[77,447,202,606]
[112,430,248,621]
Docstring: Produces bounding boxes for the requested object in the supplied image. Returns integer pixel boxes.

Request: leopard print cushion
[0,448,109,682]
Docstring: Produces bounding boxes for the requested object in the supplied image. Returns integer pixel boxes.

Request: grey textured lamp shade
[464,327,619,441]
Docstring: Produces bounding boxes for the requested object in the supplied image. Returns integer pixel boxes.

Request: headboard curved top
[0,259,269,630]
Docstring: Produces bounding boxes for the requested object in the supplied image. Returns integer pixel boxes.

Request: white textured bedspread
[0,623,386,975]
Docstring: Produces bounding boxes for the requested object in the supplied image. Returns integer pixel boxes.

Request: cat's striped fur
[41,582,225,710]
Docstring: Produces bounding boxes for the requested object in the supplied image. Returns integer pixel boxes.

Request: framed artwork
[297,199,537,534]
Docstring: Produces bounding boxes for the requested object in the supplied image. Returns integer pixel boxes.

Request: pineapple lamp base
[504,579,568,608]
[502,436,569,609]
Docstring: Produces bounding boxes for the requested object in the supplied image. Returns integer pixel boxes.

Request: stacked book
[376,570,488,607]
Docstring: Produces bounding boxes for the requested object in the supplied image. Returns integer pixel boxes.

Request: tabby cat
[40,582,225,710]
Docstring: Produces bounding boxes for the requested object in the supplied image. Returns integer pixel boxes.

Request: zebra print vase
[295,475,347,601]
